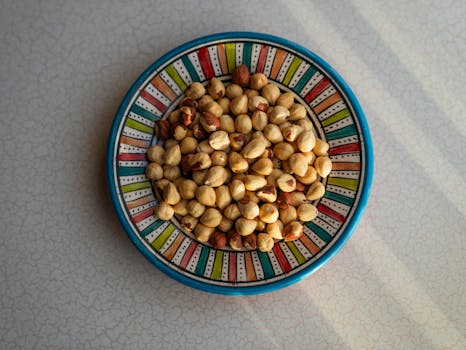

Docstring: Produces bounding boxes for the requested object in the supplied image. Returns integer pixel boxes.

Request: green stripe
[195,246,209,276]
[141,219,165,237]
[305,222,332,243]
[286,242,306,264]
[130,104,159,121]
[324,190,354,207]
[210,250,224,280]
[125,118,153,134]
[294,66,317,93]
[151,223,176,251]
[283,57,302,86]
[121,181,151,193]
[257,252,275,279]
[226,43,236,73]
[325,124,357,140]
[322,108,350,127]
[117,166,146,176]
[327,177,359,191]
[181,56,200,82]
[242,42,253,69]
[165,64,187,90]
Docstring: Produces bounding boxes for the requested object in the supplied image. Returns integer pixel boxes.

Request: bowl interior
[107,32,372,295]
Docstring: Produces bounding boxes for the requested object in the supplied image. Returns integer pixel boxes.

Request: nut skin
[228,231,243,250]
[248,95,269,112]
[231,64,250,87]
[209,231,227,249]
[229,133,247,151]
[276,192,292,209]
[154,120,170,140]
[242,233,257,250]
[200,112,221,132]
[180,106,194,126]
[181,215,198,232]
[256,185,278,203]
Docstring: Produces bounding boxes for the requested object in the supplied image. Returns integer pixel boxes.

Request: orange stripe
[120,135,151,148]
[244,253,257,281]
[163,234,185,261]
[126,195,153,210]
[217,44,228,74]
[299,234,321,255]
[269,49,287,80]
[332,162,361,171]
[151,75,176,100]
[313,92,342,114]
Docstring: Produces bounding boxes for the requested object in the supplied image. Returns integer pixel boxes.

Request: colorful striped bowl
[107,32,373,295]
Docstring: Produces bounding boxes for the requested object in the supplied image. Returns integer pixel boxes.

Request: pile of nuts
[145,65,332,252]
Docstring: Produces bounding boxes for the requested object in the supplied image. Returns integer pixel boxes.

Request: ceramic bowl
[107,32,373,295]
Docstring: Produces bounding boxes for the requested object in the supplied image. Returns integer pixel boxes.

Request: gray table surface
[1,0,465,349]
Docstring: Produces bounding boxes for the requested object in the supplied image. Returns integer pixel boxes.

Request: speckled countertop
[1,1,465,349]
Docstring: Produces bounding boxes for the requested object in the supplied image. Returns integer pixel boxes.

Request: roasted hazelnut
[188,152,211,170]
[242,138,267,159]
[282,125,303,142]
[231,64,250,87]
[229,179,246,201]
[261,83,280,105]
[248,95,269,112]
[195,185,216,207]
[288,103,307,121]
[297,203,318,222]
[207,77,225,99]
[179,179,197,199]
[296,130,316,153]
[277,173,297,192]
[279,205,297,225]
[147,145,165,164]
[191,169,208,186]
[219,114,235,133]
[283,221,304,241]
[210,151,228,167]
[200,208,223,227]
[306,181,325,200]
[154,120,170,140]
[194,223,215,243]
[266,168,284,187]
[218,217,234,233]
[229,132,247,151]
[290,191,307,206]
[251,110,268,131]
[313,138,329,156]
[179,106,193,126]
[198,95,214,111]
[228,231,243,250]
[146,162,163,180]
[235,218,257,236]
[268,105,290,124]
[288,153,308,177]
[197,139,215,155]
[209,231,227,249]
[223,203,241,220]
[250,73,268,90]
[244,175,267,191]
[225,83,243,99]
[204,166,228,187]
[163,144,181,166]
[163,164,181,181]
[185,82,206,99]
[173,199,189,216]
[267,220,284,239]
[235,114,253,134]
[181,215,198,232]
[200,112,221,132]
[215,186,232,210]
[187,199,206,218]
[229,152,249,174]
[295,166,317,185]
[259,203,279,223]
[264,124,284,144]
[238,199,260,220]
[251,158,273,176]
[257,233,275,252]
[179,136,198,154]
[230,94,248,115]
[154,202,174,220]
[209,130,230,151]
[256,185,277,203]
[273,142,294,160]
[163,182,181,205]
[276,92,294,109]
[243,233,257,250]
[314,156,332,177]
[217,97,230,114]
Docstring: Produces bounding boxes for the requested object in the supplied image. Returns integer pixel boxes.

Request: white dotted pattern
[317,100,347,120]
[293,240,313,259]
[120,174,147,186]
[328,135,358,148]
[185,245,202,273]
[186,52,205,82]
[136,214,158,232]
[127,111,155,127]
[171,238,191,266]
[250,251,264,280]
[310,86,337,107]
[303,226,326,248]
[173,59,191,86]
[123,187,152,202]
[235,43,243,67]
[330,170,360,180]
[324,115,354,132]
[122,126,153,140]
[118,160,148,167]
[203,250,216,278]
[276,53,294,82]
[119,144,148,155]
[267,250,284,276]
[159,71,182,94]
[236,253,247,282]
[135,96,163,117]
[145,83,171,105]
[326,184,356,198]
[263,46,277,76]
[221,252,229,280]
[208,46,222,76]
[278,243,299,268]
[288,61,311,88]
[144,221,170,244]
[249,43,262,73]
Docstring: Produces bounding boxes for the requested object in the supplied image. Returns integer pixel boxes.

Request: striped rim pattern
[109,34,369,292]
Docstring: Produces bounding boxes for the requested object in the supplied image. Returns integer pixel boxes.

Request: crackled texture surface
[1,0,465,349]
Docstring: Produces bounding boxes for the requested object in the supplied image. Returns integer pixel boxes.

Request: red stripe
[229,253,236,284]
[317,203,346,222]
[117,153,147,161]
[256,45,269,73]
[272,245,292,273]
[131,208,153,224]
[139,90,166,113]
[304,77,330,103]
[329,143,361,155]
[180,241,198,270]
[197,47,215,79]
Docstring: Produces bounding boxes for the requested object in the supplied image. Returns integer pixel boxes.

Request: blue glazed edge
[106,31,374,296]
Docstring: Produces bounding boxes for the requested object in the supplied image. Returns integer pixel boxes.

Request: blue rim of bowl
[106,31,374,295]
